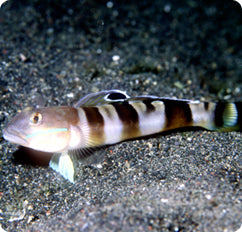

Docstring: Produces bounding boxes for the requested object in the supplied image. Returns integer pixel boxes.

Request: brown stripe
[100,105,114,119]
[111,102,141,139]
[204,102,209,111]
[163,100,193,130]
[214,102,225,127]
[82,106,105,145]
[235,102,242,130]
[143,99,156,113]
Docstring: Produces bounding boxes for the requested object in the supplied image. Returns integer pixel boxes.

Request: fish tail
[214,102,242,131]
[191,102,242,132]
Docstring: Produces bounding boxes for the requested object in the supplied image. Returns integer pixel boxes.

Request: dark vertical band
[111,102,140,139]
[235,102,242,130]
[214,103,225,127]
[82,106,105,143]
[204,102,209,111]
[143,99,156,113]
[164,100,192,129]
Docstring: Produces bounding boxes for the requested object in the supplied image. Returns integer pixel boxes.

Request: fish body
[3,90,242,182]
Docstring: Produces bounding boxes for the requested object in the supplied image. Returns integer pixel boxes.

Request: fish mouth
[2,127,28,146]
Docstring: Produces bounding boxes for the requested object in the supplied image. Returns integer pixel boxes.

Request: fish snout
[2,126,28,146]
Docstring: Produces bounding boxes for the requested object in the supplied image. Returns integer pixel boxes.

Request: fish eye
[30,112,42,125]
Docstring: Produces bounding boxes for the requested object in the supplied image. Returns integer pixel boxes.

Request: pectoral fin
[49,147,108,183]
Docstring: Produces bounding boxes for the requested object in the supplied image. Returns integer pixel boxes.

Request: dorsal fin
[74,90,130,107]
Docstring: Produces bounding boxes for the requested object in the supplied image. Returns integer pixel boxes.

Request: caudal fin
[213,102,241,131]
[190,101,241,132]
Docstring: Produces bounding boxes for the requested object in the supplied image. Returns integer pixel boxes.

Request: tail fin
[190,102,241,132]
[213,102,241,131]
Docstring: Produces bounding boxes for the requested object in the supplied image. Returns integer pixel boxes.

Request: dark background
[0,0,241,231]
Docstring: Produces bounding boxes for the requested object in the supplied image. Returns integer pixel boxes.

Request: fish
[2,90,242,183]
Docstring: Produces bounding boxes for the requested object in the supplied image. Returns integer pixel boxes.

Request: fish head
[3,106,75,153]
